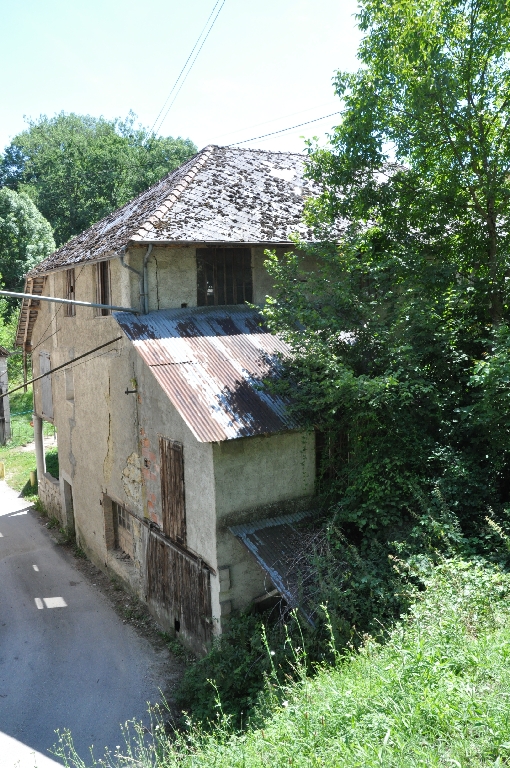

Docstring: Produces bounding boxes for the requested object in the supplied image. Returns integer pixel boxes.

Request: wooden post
[23,350,27,393]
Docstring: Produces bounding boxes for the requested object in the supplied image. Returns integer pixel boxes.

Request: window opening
[96,261,111,315]
[197,247,252,306]
[64,268,76,316]
[113,501,134,559]
[159,437,186,545]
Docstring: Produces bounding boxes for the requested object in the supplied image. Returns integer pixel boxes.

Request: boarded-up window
[64,268,76,316]
[197,247,252,306]
[147,531,212,644]
[39,351,53,420]
[159,437,186,545]
[96,261,111,316]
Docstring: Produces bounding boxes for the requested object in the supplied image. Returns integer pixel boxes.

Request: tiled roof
[115,305,298,443]
[29,145,319,277]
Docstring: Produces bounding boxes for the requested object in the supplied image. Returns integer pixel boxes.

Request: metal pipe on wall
[0,290,138,313]
[143,244,153,314]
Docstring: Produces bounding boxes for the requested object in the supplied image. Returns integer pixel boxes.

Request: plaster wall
[30,263,220,642]
[212,430,315,614]
[38,472,63,522]
[126,245,289,311]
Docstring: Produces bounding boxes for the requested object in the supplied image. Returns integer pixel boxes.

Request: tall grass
[55,558,510,767]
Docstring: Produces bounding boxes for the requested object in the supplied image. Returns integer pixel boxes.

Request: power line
[151,0,227,138]
[31,263,87,354]
[210,102,340,142]
[228,112,341,146]
[1,337,122,400]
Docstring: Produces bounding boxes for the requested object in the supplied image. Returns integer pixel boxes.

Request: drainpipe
[33,414,45,480]
[119,247,144,315]
[143,244,153,314]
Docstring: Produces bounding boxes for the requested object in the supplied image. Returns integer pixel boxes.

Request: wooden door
[159,437,186,545]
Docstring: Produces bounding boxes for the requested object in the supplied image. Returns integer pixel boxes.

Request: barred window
[197,248,252,306]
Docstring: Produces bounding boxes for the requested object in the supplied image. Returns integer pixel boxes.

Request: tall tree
[264,0,510,541]
[0,188,55,293]
[0,112,197,246]
[307,0,510,325]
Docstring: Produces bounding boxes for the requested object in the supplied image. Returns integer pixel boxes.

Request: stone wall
[38,472,63,523]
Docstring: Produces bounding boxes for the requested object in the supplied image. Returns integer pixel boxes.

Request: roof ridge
[132,145,217,240]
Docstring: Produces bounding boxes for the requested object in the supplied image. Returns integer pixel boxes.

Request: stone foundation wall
[38,472,63,524]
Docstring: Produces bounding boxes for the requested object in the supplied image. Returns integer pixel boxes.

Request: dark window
[197,247,252,306]
[96,261,111,316]
[64,268,76,317]
[159,437,186,545]
[113,500,134,558]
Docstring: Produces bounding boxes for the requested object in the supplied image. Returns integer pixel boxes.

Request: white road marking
[0,532,3,537]
[32,564,39,571]
[10,511,27,516]
[43,597,67,608]
[34,598,43,609]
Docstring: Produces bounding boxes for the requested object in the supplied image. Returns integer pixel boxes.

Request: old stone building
[16,145,318,653]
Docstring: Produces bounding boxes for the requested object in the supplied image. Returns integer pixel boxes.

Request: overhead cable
[150,0,227,137]
[211,101,339,142]
[228,111,341,146]
[0,337,123,400]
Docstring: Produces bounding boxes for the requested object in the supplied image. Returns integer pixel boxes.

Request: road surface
[0,480,172,767]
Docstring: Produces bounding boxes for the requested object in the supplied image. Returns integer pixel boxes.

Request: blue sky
[0,0,361,154]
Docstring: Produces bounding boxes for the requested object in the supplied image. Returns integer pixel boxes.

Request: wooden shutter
[159,437,186,545]
[96,261,111,315]
[39,351,53,419]
[147,530,212,645]
[64,268,76,316]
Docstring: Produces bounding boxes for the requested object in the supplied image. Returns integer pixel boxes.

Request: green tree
[0,112,197,246]
[0,188,55,293]
[264,0,510,542]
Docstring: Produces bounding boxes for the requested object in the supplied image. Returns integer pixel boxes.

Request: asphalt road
[0,480,170,768]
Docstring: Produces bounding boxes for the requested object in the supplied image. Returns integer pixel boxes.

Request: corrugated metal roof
[28,145,323,277]
[230,510,314,621]
[115,305,298,443]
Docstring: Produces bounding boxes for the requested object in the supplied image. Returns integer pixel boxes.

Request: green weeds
[54,559,510,767]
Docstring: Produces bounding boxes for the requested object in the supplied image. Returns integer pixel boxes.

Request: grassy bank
[55,558,510,767]
[0,387,58,492]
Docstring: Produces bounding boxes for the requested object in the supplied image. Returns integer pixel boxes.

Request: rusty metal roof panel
[115,305,297,442]
[230,510,313,616]
[28,146,325,277]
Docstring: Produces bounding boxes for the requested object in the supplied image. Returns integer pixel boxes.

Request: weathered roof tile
[29,145,319,277]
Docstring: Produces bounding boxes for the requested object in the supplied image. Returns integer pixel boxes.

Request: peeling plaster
[122,451,142,506]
